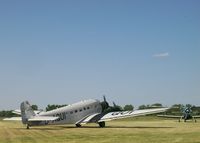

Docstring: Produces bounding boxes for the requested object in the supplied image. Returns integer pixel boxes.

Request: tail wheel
[98,121,105,128]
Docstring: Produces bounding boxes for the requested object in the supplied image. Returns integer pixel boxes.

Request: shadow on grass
[15,125,174,130]
[105,126,174,129]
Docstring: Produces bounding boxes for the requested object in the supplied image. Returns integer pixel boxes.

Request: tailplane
[4,101,59,129]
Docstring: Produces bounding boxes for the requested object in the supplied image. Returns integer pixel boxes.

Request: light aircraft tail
[20,101,36,124]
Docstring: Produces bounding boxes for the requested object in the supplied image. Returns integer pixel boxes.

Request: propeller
[101,95,109,112]
[103,95,106,102]
[180,105,192,114]
[113,102,117,107]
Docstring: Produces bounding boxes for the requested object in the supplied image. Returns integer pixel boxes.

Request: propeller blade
[103,95,106,102]
[113,102,116,107]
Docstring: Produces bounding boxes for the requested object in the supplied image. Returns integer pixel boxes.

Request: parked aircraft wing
[28,116,59,121]
[3,117,22,121]
[157,115,182,118]
[98,108,169,122]
[193,115,200,118]
[12,109,21,115]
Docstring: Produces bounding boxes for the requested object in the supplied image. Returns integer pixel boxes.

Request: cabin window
[95,105,97,108]
[84,107,86,110]
[87,107,90,110]
[70,111,73,114]
[65,112,68,115]
[75,110,78,113]
[79,109,82,112]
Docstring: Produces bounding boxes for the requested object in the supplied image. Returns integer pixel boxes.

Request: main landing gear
[76,124,82,127]
[26,124,30,129]
[98,121,105,128]
[193,117,197,123]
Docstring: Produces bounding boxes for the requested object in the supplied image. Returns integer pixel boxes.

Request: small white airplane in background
[4,97,168,129]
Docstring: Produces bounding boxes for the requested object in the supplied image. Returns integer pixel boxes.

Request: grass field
[0,116,200,143]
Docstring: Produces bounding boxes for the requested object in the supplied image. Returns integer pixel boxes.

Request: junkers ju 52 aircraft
[4,96,168,129]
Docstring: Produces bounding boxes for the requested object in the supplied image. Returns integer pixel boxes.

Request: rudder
[20,101,35,124]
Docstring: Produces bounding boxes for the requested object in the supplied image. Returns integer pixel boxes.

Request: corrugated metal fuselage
[31,99,102,126]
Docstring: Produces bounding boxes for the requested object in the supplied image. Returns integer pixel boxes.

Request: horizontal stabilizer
[28,116,59,121]
[3,117,22,121]
[12,109,43,116]
[4,116,58,122]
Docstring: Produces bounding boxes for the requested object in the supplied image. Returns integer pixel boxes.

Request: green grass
[0,116,200,143]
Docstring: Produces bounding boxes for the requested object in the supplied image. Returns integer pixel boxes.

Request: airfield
[1,116,200,143]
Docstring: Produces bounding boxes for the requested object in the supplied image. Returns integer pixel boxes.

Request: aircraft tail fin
[20,101,36,124]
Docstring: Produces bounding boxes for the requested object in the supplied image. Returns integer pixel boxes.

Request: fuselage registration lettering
[111,111,133,116]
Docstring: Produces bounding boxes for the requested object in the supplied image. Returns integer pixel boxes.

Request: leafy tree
[151,103,163,107]
[171,104,183,109]
[124,104,134,111]
[138,103,163,110]
[46,104,67,111]
[138,105,146,110]
[31,105,38,110]
[0,110,15,117]
[186,104,192,108]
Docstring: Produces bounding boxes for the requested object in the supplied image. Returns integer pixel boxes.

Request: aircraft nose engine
[100,96,123,113]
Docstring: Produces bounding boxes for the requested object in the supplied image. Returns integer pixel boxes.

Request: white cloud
[152,52,169,58]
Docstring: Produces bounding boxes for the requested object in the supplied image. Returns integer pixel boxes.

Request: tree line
[0,104,68,117]
[1,103,200,117]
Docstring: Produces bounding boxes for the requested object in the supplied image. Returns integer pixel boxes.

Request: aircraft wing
[193,115,200,118]
[157,115,182,118]
[98,108,169,122]
[3,117,22,121]
[28,116,59,121]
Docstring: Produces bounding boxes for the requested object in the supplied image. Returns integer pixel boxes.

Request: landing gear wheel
[195,119,197,123]
[26,125,30,129]
[98,121,105,128]
[178,119,180,122]
[76,124,81,127]
[184,120,186,122]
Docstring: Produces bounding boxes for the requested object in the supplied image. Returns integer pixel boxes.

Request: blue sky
[0,0,200,110]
